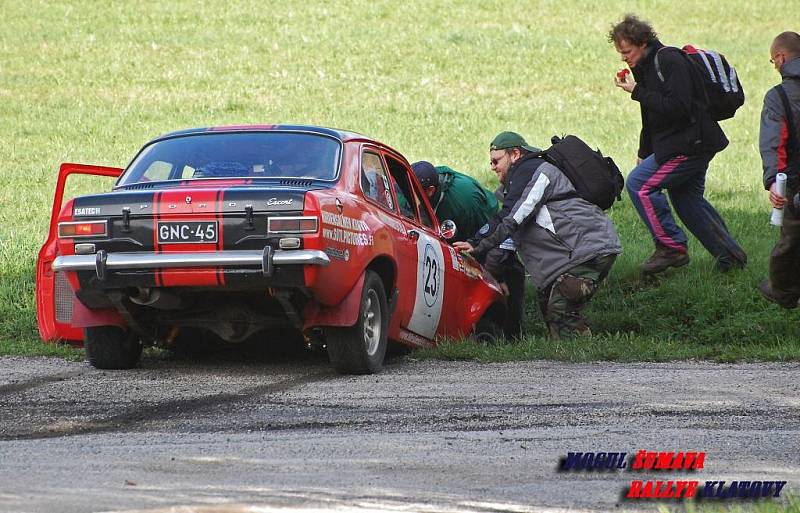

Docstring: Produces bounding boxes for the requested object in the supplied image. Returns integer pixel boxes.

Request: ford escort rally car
[36,125,506,374]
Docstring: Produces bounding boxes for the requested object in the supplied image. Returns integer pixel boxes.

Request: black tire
[473,315,505,345]
[84,326,143,370]
[326,270,389,374]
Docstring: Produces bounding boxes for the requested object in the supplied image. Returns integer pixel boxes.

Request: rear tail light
[267,216,318,234]
[58,220,108,238]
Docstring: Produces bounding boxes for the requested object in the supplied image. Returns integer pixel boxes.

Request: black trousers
[482,247,526,340]
[770,197,800,303]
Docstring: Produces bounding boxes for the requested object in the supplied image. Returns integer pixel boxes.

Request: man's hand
[770,181,787,208]
[452,241,474,254]
[614,73,636,94]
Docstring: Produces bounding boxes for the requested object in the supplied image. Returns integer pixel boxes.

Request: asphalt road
[0,353,798,513]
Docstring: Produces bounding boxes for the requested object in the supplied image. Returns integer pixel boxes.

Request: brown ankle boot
[758,280,798,309]
[641,243,689,274]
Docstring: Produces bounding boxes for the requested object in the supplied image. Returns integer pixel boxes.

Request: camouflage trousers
[537,254,617,339]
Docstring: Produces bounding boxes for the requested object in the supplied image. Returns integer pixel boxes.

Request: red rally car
[37,125,506,374]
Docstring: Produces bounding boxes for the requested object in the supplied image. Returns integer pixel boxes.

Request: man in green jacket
[412,161,525,339]
[411,161,498,242]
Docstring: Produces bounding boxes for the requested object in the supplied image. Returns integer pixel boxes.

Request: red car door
[357,149,418,337]
[383,154,463,343]
[37,163,123,342]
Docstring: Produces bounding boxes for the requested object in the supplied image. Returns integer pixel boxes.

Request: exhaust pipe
[129,288,181,309]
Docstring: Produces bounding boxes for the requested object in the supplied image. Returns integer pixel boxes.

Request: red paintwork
[36,127,505,348]
[296,140,504,346]
[153,189,223,287]
[36,163,123,342]
[302,190,323,290]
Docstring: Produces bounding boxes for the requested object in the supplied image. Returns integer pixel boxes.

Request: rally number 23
[424,254,439,297]
[421,244,442,307]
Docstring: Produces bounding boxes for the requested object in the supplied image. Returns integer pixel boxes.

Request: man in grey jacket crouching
[454,131,622,339]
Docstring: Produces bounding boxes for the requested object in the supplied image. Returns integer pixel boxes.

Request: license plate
[157,221,218,244]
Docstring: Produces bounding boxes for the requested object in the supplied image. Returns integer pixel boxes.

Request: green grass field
[1,1,797,361]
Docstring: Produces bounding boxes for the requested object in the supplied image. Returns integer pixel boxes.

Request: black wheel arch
[480,300,506,328]
[366,256,396,312]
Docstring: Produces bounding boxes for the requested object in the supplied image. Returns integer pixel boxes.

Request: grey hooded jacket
[472,158,622,289]
[760,56,800,189]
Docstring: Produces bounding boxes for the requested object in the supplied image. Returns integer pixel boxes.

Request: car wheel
[326,270,388,375]
[84,326,143,370]
[472,315,504,345]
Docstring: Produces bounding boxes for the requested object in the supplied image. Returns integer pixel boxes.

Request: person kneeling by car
[453,131,622,339]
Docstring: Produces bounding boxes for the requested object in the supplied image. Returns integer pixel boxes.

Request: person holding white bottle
[758,31,800,308]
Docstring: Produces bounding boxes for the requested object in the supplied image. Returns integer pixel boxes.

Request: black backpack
[655,45,745,121]
[533,135,624,210]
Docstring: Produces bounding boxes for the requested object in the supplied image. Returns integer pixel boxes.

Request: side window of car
[384,156,416,220]
[385,155,434,229]
[409,180,435,229]
[361,152,394,211]
[394,181,416,220]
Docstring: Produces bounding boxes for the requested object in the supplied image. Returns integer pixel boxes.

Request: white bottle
[771,173,788,226]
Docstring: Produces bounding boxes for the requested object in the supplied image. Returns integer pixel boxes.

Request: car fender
[445,270,506,339]
[473,296,507,331]
[303,272,365,329]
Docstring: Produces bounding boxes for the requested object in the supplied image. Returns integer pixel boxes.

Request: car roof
[155,124,375,144]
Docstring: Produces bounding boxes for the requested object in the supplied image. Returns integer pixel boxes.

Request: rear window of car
[117,132,342,186]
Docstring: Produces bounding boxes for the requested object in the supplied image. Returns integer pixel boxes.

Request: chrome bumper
[52,248,329,279]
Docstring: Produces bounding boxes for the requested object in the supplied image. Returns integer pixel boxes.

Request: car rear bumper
[52,248,329,278]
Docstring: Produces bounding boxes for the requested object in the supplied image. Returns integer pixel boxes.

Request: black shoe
[758,280,798,309]
[717,247,748,272]
[717,257,746,273]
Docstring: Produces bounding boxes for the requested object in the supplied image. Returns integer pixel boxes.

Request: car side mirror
[439,219,457,241]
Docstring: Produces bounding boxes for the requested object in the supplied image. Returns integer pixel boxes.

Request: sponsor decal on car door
[406,232,444,339]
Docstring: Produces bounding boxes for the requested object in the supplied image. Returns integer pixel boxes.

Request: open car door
[36,163,122,343]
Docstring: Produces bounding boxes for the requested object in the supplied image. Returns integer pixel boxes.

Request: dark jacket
[760,56,800,189]
[468,153,544,250]
[469,154,622,289]
[631,40,728,164]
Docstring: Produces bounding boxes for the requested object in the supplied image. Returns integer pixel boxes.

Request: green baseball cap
[490,131,540,153]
